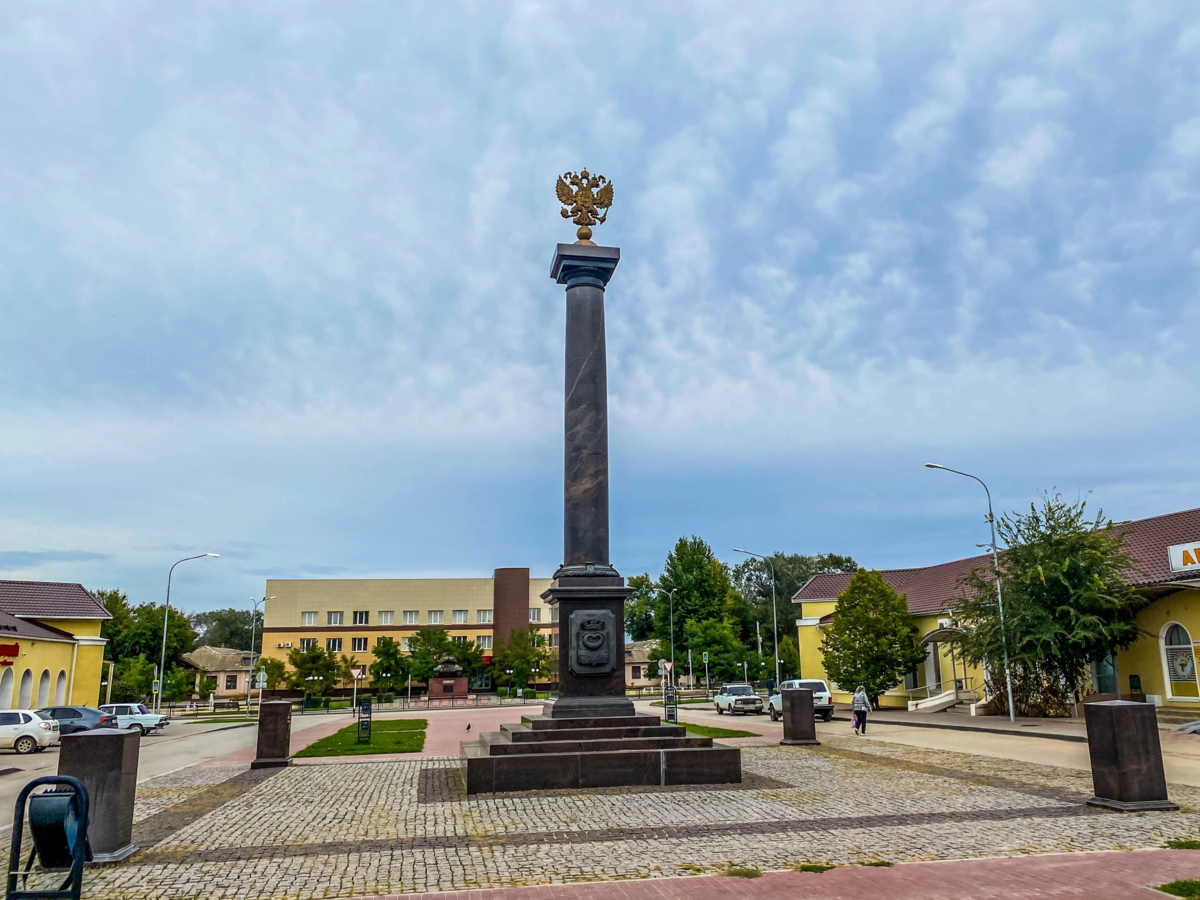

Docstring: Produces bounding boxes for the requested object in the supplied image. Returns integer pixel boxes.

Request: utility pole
[756,621,762,656]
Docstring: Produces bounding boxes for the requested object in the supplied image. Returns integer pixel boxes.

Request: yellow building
[0,581,110,709]
[794,507,1200,718]
[261,568,555,669]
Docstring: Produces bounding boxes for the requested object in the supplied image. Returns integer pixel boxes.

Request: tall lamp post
[925,464,1016,723]
[245,595,275,712]
[657,588,678,677]
[734,549,781,689]
[158,553,219,713]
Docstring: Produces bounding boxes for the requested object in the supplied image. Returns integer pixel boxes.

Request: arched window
[18,669,33,708]
[36,670,50,708]
[1164,622,1199,700]
[54,670,67,705]
[0,668,13,710]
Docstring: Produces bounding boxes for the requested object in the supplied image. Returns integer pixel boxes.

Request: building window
[351,637,368,653]
[428,610,444,625]
[225,674,238,690]
[477,609,492,624]
[1165,623,1199,699]
[529,608,540,622]
[403,610,419,625]
[353,611,369,626]
[453,609,468,624]
[299,638,317,650]
[452,635,467,644]
[326,638,342,652]
[401,637,415,652]
[301,611,317,626]
[631,666,641,680]
[477,635,492,651]
[327,611,344,626]
[550,606,559,622]
[379,611,394,625]
[549,633,560,649]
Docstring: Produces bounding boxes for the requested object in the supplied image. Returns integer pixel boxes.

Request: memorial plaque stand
[58,728,139,863]
[1084,700,1178,811]
[780,689,820,746]
[251,700,293,770]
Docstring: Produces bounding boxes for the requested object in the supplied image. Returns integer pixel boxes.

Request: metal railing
[900,677,981,703]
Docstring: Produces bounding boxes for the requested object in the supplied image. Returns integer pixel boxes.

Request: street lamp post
[246,595,275,713]
[158,553,219,713]
[925,464,1016,723]
[734,549,781,689]
[657,588,678,676]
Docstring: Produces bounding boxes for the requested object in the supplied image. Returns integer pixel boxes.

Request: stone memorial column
[1084,700,1177,811]
[252,701,293,769]
[779,689,820,746]
[58,728,139,863]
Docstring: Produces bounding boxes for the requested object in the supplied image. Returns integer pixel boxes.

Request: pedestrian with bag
[852,685,869,735]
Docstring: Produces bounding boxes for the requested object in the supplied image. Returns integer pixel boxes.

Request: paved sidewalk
[350,849,1200,900]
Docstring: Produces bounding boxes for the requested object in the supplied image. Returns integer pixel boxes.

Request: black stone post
[780,689,820,746]
[544,243,634,719]
[252,701,293,769]
[1084,700,1178,811]
[58,728,139,863]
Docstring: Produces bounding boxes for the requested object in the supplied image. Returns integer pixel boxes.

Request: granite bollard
[780,689,820,746]
[1084,700,1178,811]
[252,701,292,769]
[58,728,139,863]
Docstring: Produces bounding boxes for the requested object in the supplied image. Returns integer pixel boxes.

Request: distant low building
[625,640,658,688]
[0,581,110,708]
[182,646,259,699]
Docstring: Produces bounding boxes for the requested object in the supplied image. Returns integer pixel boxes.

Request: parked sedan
[768,679,835,722]
[714,683,764,715]
[37,706,118,735]
[0,710,58,754]
[99,703,168,735]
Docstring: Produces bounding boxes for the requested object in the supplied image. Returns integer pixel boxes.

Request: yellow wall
[0,639,76,709]
[1118,588,1200,708]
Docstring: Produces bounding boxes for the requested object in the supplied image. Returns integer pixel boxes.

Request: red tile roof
[0,610,77,642]
[793,506,1200,616]
[0,581,111,620]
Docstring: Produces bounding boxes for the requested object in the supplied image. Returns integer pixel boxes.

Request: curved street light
[158,553,219,712]
[734,549,781,689]
[656,588,678,679]
[925,464,1016,722]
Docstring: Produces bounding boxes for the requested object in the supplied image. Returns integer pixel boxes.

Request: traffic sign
[255,671,267,688]
[350,667,366,680]
[152,680,160,694]
[662,661,674,675]
[702,652,709,663]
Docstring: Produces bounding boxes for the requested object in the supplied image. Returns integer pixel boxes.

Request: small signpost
[357,697,372,744]
[661,660,677,723]
[350,666,366,715]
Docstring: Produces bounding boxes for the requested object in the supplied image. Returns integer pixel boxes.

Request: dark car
[37,706,118,735]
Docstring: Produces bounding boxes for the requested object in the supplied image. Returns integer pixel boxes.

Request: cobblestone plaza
[70,736,1200,900]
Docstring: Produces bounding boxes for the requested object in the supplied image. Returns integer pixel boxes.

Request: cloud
[0,551,110,571]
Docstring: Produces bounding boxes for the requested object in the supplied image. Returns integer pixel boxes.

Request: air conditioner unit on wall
[277,643,284,648]
[285,642,292,648]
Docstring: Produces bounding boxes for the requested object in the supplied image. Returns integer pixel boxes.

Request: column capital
[550,243,620,288]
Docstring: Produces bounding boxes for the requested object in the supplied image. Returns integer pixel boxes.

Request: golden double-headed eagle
[555,170,613,244]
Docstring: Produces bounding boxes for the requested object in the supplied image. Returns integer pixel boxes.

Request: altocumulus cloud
[0,1,1197,607]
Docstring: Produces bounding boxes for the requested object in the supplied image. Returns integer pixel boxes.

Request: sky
[1,1,1198,614]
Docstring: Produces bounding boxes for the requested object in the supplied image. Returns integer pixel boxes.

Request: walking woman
[852,685,869,735]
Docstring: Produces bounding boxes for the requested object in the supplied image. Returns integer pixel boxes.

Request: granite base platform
[461,705,741,794]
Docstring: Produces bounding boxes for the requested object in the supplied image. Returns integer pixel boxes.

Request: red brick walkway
[352,850,1199,900]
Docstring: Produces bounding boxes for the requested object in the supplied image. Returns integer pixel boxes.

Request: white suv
[99,703,168,735]
[714,683,764,715]
[768,679,835,722]
[0,710,58,753]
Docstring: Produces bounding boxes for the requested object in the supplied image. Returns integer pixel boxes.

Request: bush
[107,680,142,704]
[378,692,395,703]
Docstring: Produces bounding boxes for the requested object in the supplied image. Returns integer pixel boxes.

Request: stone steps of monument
[521,714,661,731]
[478,733,713,756]
[501,722,686,742]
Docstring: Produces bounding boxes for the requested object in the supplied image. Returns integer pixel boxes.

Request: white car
[0,710,58,753]
[768,679,835,722]
[99,703,168,735]
[714,683,764,715]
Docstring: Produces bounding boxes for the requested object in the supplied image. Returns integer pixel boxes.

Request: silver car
[99,703,168,735]
[768,679,835,722]
[0,710,58,753]
[714,683,764,715]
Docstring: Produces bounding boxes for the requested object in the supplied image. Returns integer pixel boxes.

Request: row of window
[299,634,496,653]
[301,608,551,626]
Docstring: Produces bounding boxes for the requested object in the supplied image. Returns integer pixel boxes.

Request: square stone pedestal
[58,728,139,863]
[252,701,293,769]
[1084,700,1178,811]
[780,689,820,746]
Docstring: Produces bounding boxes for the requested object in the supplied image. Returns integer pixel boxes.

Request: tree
[287,644,339,695]
[949,492,1143,717]
[114,655,156,699]
[657,537,747,649]
[197,676,217,698]
[777,635,800,680]
[490,626,552,691]
[190,608,263,652]
[258,657,287,690]
[679,619,748,684]
[624,573,656,641]
[93,589,133,662]
[820,569,927,707]
[369,637,406,692]
[162,667,195,702]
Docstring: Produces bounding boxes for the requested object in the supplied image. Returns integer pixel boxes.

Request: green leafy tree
[678,618,748,684]
[258,657,288,689]
[777,635,800,680]
[190,608,263,652]
[369,637,406,691]
[286,644,339,695]
[820,569,927,707]
[490,626,552,691]
[197,676,217,698]
[624,573,656,641]
[657,536,748,649]
[949,492,1144,717]
[162,667,195,702]
[93,589,134,662]
[114,655,156,699]
[92,591,197,668]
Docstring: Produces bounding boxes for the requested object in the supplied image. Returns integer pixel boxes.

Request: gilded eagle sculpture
[556,170,613,244]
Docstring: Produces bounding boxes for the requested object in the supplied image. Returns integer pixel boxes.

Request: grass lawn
[1158,880,1200,898]
[683,723,760,739]
[295,718,428,758]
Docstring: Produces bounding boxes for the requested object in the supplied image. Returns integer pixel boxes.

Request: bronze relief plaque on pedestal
[569,609,616,676]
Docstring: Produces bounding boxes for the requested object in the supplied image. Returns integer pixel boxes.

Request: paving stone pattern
[76,737,1200,899]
